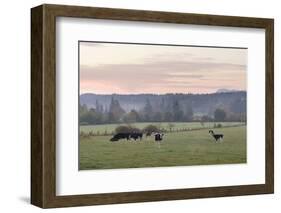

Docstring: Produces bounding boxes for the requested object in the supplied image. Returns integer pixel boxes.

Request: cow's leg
[157,141,161,148]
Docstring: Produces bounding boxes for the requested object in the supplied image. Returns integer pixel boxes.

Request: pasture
[79,123,246,170]
[80,122,243,135]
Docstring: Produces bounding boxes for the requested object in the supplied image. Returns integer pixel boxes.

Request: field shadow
[18,196,30,204]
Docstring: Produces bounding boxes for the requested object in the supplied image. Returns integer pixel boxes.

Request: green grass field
[79,123,246,170]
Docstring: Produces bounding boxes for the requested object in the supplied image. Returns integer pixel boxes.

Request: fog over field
[80,91,246,125]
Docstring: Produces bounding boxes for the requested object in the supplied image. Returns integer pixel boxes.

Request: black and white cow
[130,132,143,141]
[209,130,223,142]
[110,132,143,142]
[154,133,164,141]
[110,133,130,142]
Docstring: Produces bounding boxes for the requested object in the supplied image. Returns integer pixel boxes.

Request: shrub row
[80,123,228,138]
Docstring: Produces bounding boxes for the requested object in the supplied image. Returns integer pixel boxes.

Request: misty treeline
[79,92,246,125]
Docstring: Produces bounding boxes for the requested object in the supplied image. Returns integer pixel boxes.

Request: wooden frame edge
[31,5,44,208]
[45,184,271,208]
[265,19,274,194]
[31,4,274,208]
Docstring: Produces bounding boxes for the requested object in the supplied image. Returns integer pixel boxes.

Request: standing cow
[154,132,164,148]
[154,133,164,141]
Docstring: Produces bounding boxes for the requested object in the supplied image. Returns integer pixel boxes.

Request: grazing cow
[110,133,130,142]
[209,130,223,142]
[130,132,143,141]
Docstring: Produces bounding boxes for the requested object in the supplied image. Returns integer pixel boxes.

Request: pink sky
[80,42,247,94]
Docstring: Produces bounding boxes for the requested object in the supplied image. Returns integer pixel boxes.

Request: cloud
[192,56,214,61]
[80,42,107,48]
[80,58,246,94]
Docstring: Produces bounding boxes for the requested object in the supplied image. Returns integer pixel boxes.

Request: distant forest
[80,91,246,125]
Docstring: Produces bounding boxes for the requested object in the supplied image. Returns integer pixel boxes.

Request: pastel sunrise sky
[79,42,247,94]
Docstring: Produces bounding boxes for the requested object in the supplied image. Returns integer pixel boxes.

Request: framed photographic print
[31,4,274,208]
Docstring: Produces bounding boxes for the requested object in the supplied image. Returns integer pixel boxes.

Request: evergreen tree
[172,100,184,121]
[184,104,193,121]
[108,97,125,123]
[214,108,226,121]
[95,100,103,113]
[164,111,173,122]
[143,98,153,121]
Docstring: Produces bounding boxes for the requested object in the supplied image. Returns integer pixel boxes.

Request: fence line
[80,124,246,137]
